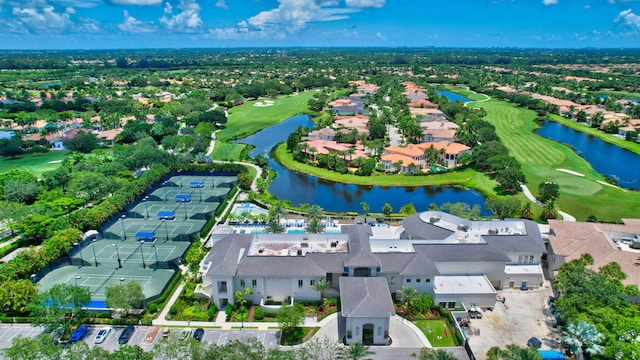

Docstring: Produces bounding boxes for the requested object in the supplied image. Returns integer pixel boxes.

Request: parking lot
[0,324,281,354]
[466,284,561,359]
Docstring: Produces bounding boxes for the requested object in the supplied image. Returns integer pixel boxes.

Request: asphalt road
[0,324,281,355]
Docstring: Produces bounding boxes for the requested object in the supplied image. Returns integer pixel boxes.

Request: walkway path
[206,129,262,192]
[521,184,575,222]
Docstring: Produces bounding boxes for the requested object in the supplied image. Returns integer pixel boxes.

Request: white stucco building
[201,211,545,344]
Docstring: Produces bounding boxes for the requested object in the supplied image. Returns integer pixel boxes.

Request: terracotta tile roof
[548,220,640,288]
[384,144,424,157]
[380,153,420,166]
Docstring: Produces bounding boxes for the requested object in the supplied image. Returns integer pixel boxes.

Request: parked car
[69,325,89,343]
[162,328,170,338]
[180,328,192,342]
[193,328,204,341]
[94,327,111,344]
[468,307,483,319]
[118,325,135,344]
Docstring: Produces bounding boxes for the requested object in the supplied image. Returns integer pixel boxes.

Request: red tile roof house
[53,128,84,150]
[96,128,124,146]
[380,144,426,173]
[23,132,60,146]
[546,219,640,293]
[304,127,337,141]
[421,141,471,168]
[301,140,367,166]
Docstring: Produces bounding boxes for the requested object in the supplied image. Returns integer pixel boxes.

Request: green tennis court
[36,172,237,307]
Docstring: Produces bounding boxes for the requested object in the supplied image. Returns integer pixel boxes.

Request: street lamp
[199,187,203,203]
[120,277,125,286]
[139,240,146,269]
[163,181,168,202]
[143,196,150,219]
[183,201,188,220]
[112,243,122,268]
[178,169,183,187]
[152,245,159,271]
[162,219,169,241]
[210,170,215,188]
[120,214,127,240]
[75,275,81,287]
[90,239,98,267]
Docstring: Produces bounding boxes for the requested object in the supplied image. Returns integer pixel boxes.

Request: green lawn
[0,151,69,178]
[468,98,640,221]
[413,319,458,347]
[216,91,316,143]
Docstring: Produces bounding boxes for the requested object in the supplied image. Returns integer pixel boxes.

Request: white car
[94,327,111,344]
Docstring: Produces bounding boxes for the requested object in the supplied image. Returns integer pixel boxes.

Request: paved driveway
[466,285,561,359]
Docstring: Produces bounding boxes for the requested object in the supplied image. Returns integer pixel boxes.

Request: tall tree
[311,279,332,312]
[105,280,145,314]
[562,321,605,358]
[412,348,458,360]
[338,342,376,360]
[30,283,91,332]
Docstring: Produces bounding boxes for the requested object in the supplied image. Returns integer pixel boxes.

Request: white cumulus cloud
[215,0,229,10]
[615,9,640,30]
[65,6,75,14]
[12,0,72,31]
[118,10,157,32]
[163,2,172,14]
[160,0,202,31]
[107,0,163,5]
[542,0,558,5]
[345,0,385,8]
[248,0,357,33]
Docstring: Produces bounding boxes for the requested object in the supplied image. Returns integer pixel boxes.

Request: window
[439,302,446,308]
[425,278,431,283]
[252,279,257,287]
[310,280,316,286]
[298,280,303,288]
[447,301,456,309]
[406,278,412,283]
[518,255,535,264]
[240,280,245,288]
[390,276,397,284]
[416,278,421,283]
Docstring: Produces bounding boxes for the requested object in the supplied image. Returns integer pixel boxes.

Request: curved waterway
[536,120,640,190]
[235,114,488,214]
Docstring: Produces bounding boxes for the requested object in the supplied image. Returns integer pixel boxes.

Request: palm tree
[502,344,542,360]
[312,279,332,311]
[305,218,324,234]
[307,205,323,221]
[412,348,458,360]
[520,203,534,220]
[397,286,419,313]
[360,202,370,216]
[562,321,605,358]
[541,199,558,220]
[486,346,505,360]
[268,201,287,224]
[338,343,375,360]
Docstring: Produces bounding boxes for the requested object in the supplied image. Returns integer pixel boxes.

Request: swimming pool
[232,202,268,217]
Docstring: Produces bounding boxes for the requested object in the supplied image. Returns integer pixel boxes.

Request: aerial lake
[236,115,488,214]
[536,120,640,190]
[436,90,472,102]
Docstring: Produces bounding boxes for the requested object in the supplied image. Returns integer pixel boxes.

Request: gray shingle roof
[401,214,454,240]
[483,219,546,253]
[340,277,395,318]
[342,225,381,268]
[419,243,511,263]
[204,234,252,277]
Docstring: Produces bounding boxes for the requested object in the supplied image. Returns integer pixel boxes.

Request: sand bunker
[253,100,275,107]
[556,168,585,177]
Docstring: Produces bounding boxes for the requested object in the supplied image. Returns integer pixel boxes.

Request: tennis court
[36,172,238,308]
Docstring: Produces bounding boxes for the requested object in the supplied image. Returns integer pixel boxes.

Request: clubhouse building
[201,211,545,344]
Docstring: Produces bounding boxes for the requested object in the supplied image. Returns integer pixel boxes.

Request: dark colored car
[118,325,135,344]
[193,328,204,341]
[69,325,89,343]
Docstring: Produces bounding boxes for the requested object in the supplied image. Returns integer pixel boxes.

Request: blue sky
[1,0,640,49]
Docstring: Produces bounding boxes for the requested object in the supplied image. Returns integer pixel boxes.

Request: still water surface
[236,114,488,213]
